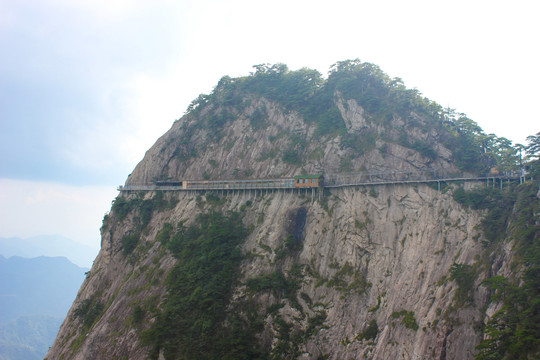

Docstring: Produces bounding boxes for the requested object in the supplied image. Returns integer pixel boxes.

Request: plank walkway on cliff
[118,170,526,192]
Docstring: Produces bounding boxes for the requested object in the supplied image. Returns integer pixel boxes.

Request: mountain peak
[127,60,490,187]
[47,60,540,360]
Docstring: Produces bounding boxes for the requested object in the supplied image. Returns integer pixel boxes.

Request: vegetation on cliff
[49,59,540,360]
[142,210,267,360]
[453,156,540,359]
[477,179,540,359]
[125,61,540,359]
[182,59,534,176]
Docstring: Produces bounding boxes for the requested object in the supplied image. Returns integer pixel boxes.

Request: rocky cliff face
[47,63,532,359]
[126,95,459,187]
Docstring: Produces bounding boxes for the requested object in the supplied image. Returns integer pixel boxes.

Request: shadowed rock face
[47,67,507,360]
[292,207,307,243]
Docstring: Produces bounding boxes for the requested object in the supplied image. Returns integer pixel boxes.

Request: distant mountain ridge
[0,235,98,268]
[0,315,63,360]
[0,255,88,360]
[0,255,88,322]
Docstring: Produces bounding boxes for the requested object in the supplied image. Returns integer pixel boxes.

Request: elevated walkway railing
[118,171,524,192]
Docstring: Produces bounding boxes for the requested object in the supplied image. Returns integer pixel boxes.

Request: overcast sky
[0,0,538,248]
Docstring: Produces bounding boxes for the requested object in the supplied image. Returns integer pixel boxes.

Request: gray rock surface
[48,96,493,359]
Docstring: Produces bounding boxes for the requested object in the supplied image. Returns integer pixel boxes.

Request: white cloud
[0,179,117,248]
[1,0,538,243]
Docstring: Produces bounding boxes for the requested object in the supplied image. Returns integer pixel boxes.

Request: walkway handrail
[118,173,522,192]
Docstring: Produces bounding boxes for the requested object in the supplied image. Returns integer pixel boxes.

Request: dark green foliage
[449,263,476,305]
[271,317,299,359]
[269,309,327,360]
[249,107,269,130]
[285,234,303,251]
[244,64,324,116]
[453,187,490,209]
[143,211,267,360]
[511,182,540,259]
[281,132,307,165]
[391,310,419,331]
[307,92,345,137]
[113,193,179,257]
[282,148,300,165]
[186,62,344,138]
[213,309,267,360]
[244,240,327,357]
[185,81,240,142]
[172,124,197,161]
[73,297,104,329]
[305,311,327,338]
[453,181,540,357]
[356,319,378,341]
[326,262,371,296]
[204,110,235,142]
[139,200,154,229]
[326,263,354,288]
[112,192,175,227]
[340,130,378,155]
[205,192,227,205]
[267,304,326,359]
[327,61,395,120]
[240,200,253,212]
[327,60,440,124]
[111,196,131,221]
[411,140,438,160]
[132,305,145,325]
[246,269,301,305]
[121,234,139,256]
[438,113,524,175]
[475,181,540,359]
[180,59,536,176]
[439,120,491,174]
[476,274,540,359]
[368,294,382,312]
[453,187,515,243]
[525,132,540,160]
[397,131,438,161]
[246,265,326,359]
[155,222,173,245]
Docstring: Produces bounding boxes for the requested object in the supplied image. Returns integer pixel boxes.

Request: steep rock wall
[126,97,460,186]
[47,182,491,359]
[48,79,499,359]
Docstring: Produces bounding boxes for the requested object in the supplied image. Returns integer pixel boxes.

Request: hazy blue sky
[1,0,538,247]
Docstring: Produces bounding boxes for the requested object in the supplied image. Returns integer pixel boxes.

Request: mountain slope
[126,61,487,187]
[47,60,539,360]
